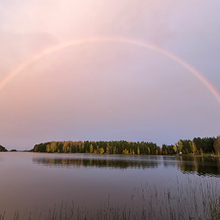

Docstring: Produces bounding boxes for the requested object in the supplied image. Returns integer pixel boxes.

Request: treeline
[33,140,161,155]
[161,136,220,155]
[33,136,220,155]
[175,136,220,155]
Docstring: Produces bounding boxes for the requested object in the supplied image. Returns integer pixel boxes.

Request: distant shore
[1,135,220,156]
[31,137,220,156]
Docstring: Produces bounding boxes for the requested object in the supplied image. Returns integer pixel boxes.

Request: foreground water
[0,153,220,219]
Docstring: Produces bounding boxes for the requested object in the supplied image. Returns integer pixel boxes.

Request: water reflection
[33,155,220,177]
[176,156,220,177]
[33,157,158,169]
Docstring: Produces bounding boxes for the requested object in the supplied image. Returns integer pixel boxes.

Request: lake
[0,153,220,220]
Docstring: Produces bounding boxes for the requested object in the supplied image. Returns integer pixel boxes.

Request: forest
[32,136,220,155]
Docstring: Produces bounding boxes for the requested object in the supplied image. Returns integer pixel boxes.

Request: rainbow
[1,36,220,104]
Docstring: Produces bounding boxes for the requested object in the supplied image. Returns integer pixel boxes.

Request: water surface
[0,153,220,219]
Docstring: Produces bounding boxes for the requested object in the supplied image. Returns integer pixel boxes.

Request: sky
[0,0,220,150]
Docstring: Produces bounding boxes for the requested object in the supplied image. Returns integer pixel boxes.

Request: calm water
[0,152,220,219]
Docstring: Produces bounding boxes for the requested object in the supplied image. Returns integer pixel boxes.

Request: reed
[1,177,220,220]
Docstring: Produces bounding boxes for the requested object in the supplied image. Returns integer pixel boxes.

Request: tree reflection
[177,156,220,177]
[33,156,220,177]
[33,157,158,169]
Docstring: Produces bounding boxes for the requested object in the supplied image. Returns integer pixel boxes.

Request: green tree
[193,137,215,153]
[162,144,168,155]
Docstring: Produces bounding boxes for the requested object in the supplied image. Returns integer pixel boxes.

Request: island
[0,145,7,152]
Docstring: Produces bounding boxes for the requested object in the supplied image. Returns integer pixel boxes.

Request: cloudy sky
[0,0,220,150]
